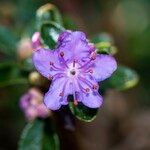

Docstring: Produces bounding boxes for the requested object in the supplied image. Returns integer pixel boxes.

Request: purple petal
[77,74,102,108]
[93,54,117,81]
[81,92,103,108]
[32,48,61,79]
[57,31,95,61]
[44,77,71,110]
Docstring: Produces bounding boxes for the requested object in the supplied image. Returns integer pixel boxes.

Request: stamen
[78,59,92,69]
[88,43,95,50]
[60,51,64,57]
[70,83,79,106]
[90,52,96,60]
[89,68,93,74]
[78,76,98,91]
[77,80,90,94]
[50,61,64,71]
[59,52,68,68]
[93,84,98,90]
[59,80,69,101]
[59,92,64,97]
[85,88,90,92]
[84,68,93,74]
[78,53,96,70]
[48,75,53,80]
[52,73,65,82]
[73,99,78,106]
[50,61,54,65]
[73,60,76,67]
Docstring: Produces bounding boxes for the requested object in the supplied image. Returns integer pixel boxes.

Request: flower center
[70,69,76,75]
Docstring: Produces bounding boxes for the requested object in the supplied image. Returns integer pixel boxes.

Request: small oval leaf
[42,119,60,150]
[36,3,63,29]
[95,42,117,55]
[105,65,139,91]
[19,119,44,150]
[69,101,98,122]
[18,119,60,150]
[40,22,64,49]
[92,33,117,55]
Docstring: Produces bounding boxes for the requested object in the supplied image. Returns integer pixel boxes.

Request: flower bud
[28,71,49,87]
[32,32,41,50]
[20,88,51,121]
[17,38,33,60]
[29,71,41,85]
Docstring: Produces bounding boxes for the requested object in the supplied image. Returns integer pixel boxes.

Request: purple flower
[20,88,51,121]
[32,31,117,110]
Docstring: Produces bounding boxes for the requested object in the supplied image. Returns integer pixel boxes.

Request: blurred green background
[0,0,150,150]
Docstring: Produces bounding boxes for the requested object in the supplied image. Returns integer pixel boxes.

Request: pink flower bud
[20,88,51,121]
[17,38,32,60]
[32,32,42,50]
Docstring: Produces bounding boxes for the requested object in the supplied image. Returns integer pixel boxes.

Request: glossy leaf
[92,33,117,55]
[19,119,44,150]
[69,99,98,122]
[36,3,63,29]
[95,42,117,55]
[105,65,139,91]
[40,22,64,49]
[42,119,60,150]
[19,119,60,150]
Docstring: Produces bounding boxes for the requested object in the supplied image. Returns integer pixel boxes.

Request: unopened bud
[17,38,32,60]
[32,32,41,50]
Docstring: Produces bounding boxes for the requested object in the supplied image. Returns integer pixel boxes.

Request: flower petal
[32,48,61,79]
[77,74,102,108]
[44,77,71,110]
[82,92,103,108]
[93,54,117,81]
[57,31,95,61]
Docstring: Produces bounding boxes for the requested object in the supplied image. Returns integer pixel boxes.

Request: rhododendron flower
[32,31,117,110]
[20,88,50,121]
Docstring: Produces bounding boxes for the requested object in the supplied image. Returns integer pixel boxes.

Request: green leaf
[19,119,44,150]
[0,26,17,56]
[95,42,117,55]
[92,33,117,55]
[105,65,139,91]
[19,119,60,150]
[42,133,60,150]
[42,119,60,150]
[40,22,64,49]
[36,3,63,29]
[69,100,98,122]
